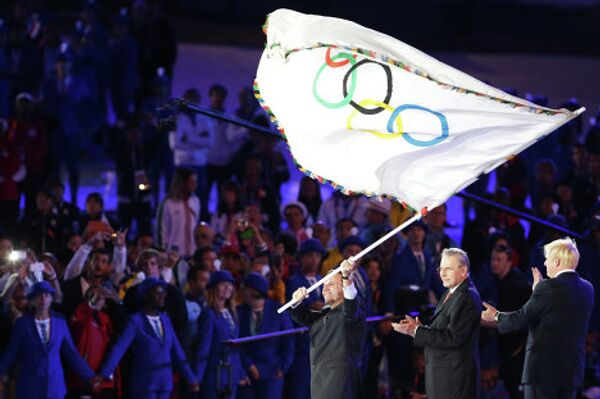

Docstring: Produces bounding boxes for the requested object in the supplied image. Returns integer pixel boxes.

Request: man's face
[285,206,304,228]
[91,253,111,279]
[426,206,446,230]
[194,225,214,248]
[406,226,425,248]
[322,273,343,305]
[85,199,102,216]
[209,90,226,109]
[437,255,467,288]
[490,251,511,279]
[300,252,322,274]
[190,270,210,293]
[201,250,218,272]
[147,285,166,308]
[36,193,53,214]
[141,256,160,278]
[342,244,363,267]
[336,220,355,243]
[33,292,53,312]
[243,286,265,306]
[312,222,331,248]
[67,235,83,252]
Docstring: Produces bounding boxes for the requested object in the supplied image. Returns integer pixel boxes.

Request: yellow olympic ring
[346,99,403,139]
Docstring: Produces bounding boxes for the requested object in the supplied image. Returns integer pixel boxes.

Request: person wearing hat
[194,270,247,398]
[236,273,294,399]
[96,277,199,399]
[122,249,188,339]
[0,281,97,399]
[360,198,392,247]
[282,201,310,245]
[284,238,325,399]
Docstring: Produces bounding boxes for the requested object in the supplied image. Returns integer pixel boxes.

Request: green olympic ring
[312,52,357,109]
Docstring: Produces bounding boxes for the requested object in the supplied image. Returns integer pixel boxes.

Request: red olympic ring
[325,48,356,67]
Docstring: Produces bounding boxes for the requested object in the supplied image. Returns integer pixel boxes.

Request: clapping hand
[392,315,421,337]
[532,267,544,289]
[481,302,498,322]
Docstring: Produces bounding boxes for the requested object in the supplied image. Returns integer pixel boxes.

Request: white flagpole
[277,212,422,314]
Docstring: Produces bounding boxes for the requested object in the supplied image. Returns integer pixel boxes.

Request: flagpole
[277,212,422,314]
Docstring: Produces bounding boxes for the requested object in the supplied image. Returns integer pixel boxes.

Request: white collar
[555,269,576,278]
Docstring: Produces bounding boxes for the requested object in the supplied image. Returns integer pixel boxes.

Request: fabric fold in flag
[255,8,583,211]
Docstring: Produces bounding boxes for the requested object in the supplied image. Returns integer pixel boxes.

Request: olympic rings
[343,59,393,115]
[386,104,449,147]
[346,99,403,139]
[325,47,356,67]
[313,52,357,109]
[312,48,450,147]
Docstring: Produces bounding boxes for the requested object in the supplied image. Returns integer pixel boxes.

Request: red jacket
[8,118,48,174]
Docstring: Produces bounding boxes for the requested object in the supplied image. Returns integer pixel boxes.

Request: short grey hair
[441,248,470,269]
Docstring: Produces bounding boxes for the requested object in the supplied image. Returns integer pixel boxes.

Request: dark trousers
[236,378,284,399]
[523,384,576,399]
[118,201,152,235]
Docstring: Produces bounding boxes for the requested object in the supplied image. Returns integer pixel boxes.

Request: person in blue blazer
[0,281,96,399]
[195,270,247,399]
[236,273,294,399]
[284,238,325,399]
[96,278,199,399]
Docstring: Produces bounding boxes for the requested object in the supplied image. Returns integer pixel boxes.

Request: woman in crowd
[157,167,200,257]
[195,270,247,399]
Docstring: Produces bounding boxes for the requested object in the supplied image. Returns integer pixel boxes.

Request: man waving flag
[254,8,583,213]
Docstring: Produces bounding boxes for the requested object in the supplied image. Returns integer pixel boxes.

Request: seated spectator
[194,222,215,250]
[192,246,219,272]
[81,192,117,235]
[97,278,199,399]
[360,198,392,247]
[45,178,81,238]
[423,204,457,267]
[239,155,280,234]
[310,220,332,250]
[211,180,243,240]
[19,188,65,254]
[0,281,96,399]
[237,273,294,399]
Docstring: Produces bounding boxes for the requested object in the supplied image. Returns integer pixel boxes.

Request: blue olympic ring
[386,104,449,147]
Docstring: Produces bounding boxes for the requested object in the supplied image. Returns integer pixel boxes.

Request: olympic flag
[254,9,583,212]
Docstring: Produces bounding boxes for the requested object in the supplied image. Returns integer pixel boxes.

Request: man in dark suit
[393,247,482,399]
[237,273,295,399]
[290,258,367,399]
[482,237,594,399]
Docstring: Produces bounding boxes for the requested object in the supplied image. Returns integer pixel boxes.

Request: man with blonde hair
[482,237,594,399]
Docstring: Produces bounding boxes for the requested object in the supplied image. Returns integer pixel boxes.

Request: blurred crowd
[0,1,599,399]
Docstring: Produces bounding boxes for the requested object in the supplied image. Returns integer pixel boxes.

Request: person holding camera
[0,281,97,399]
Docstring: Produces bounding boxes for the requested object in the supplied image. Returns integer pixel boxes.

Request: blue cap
[27,281,56,300]
[138,277,168,300]
[340,235,364,253]
[244,272,268,297]
[208,270,235,288]
[406,219,429,233]
[297,238,325,257]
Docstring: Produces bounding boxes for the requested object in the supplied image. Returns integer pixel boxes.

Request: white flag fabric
[254,9,582,211]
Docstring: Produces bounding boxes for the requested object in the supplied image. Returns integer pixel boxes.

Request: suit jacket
[100,312,196,395]
[413,278,482,399]
[194,307,244,398]
[290,296,367,399]
[497,271,594,388]
[237,299,295,380]
[0,314,95,399]
[385,246,444,312]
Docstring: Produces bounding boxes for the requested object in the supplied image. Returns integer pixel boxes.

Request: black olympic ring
[342,59,393,115]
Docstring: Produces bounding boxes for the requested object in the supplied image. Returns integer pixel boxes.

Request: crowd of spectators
[0,1,599,399]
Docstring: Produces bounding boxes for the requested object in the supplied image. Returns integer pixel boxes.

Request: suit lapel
[47,315,58,351]
[142,313,165,345]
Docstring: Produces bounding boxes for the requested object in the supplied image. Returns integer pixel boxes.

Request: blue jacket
[0,313,95,399]
[237,299,295,380]
[194,307,244,397]
[385,246,444,312]
[100,312,196,395]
